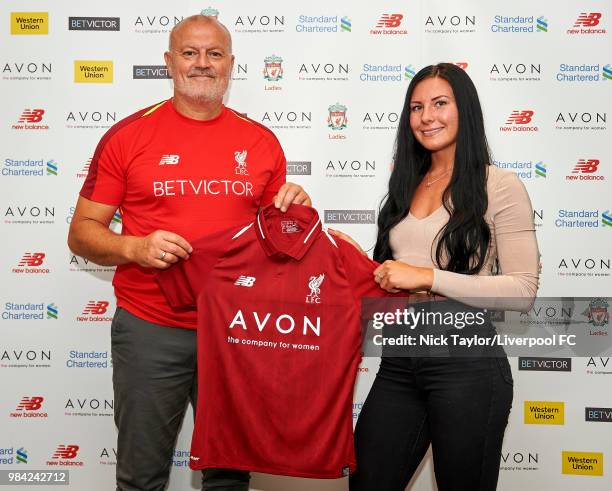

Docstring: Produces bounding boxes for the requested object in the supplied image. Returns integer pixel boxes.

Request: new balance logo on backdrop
[18,109,44,123]
[376,14,403,28]
[10,396,48,418]
[159,155,179,165]
[13,252,50,274]
[371,13,407,35]
[572,159,600,173]
[13,109,49,130]
[76,159,91,179]
[82,301,110,315]
[574,13,602,27]
[568,12,606,34]
[235,276,256,287]
[18,253,45,266]
[506,110,534,124]
[500,110,539,132]
[16,396,44,411]
[566,159,605,181]
[77,301,113,322]
[49,445,83,466]
[52,445,79,459]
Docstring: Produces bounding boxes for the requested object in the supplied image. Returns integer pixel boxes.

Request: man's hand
[273,182,311,212]
[127,230,193,269]
[68,196,193,269]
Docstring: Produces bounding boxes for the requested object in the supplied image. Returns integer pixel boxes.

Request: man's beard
[174,69,229,103]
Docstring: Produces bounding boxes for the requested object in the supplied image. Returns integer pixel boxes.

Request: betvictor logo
[585,407,612,422]
[133,65,170,79]
[68,17,120,31]
[518,357,571,372]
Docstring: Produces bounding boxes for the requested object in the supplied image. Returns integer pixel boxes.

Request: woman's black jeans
[351,302,513,491]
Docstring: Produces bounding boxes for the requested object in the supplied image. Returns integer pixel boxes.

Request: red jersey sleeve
[336,236,408,327]
[156,259,197,309]
[156,224,248,309]
[80,125,128,206]
[336,237,389,299]
[260,137,286,206]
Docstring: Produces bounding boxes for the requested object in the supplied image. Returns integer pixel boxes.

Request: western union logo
[562,451,603,476]
[524,401,564,425]
[74,61,113,83]
[11,12,49,35]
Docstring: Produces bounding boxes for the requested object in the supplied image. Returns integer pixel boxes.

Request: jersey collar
[255,204,322,260]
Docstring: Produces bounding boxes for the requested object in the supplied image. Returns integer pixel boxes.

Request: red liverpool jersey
[157,204,390,478]
[80,100,285,328]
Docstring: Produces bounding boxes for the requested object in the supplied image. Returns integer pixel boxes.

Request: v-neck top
[389,165,539,310]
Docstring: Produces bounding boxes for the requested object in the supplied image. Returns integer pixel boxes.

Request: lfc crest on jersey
[234,150,249,175]
[306,274,325,304]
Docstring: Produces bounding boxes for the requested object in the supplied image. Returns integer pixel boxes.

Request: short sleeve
[260,137,287,206]
[337,238,389,299]
[80,127,127,206]
[156,224,250,310]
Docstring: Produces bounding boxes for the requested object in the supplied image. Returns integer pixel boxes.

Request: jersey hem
[116,301,196,330]
[188,461,355,479]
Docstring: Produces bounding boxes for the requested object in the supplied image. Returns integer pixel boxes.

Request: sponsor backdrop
[1,0,610,489]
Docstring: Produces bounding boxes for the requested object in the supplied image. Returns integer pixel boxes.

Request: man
[67,14,310,491]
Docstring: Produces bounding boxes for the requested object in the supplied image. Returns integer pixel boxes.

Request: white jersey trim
[323,229,338,248]
[303,218,321,244]
[232,223,253,240]
[256,213,266,239]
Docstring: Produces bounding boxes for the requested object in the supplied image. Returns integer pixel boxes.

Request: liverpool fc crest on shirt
[234,150,248,175]
[306,274,325,304]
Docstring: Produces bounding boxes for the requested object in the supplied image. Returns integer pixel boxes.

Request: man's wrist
[121,236,139,264]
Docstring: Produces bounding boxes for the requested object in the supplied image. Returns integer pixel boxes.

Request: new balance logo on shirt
[159,154,180,165]
[235,276,256,287]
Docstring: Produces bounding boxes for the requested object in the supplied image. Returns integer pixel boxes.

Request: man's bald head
[164,13,235,109]
[169,15,232,53]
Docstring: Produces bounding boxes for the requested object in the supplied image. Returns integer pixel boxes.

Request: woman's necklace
[425,168,451,188]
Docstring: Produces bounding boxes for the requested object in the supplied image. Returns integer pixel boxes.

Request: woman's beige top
[389,165,539,311]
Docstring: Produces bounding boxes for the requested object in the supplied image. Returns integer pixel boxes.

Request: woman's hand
[373,260,434,293]
[327,228,367,256]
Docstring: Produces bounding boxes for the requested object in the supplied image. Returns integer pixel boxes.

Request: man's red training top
[80,100,286,327]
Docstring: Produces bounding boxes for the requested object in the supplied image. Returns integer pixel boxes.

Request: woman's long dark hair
[374,63,491,274]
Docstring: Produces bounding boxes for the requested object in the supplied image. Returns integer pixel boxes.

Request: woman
[346,63,539,490]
